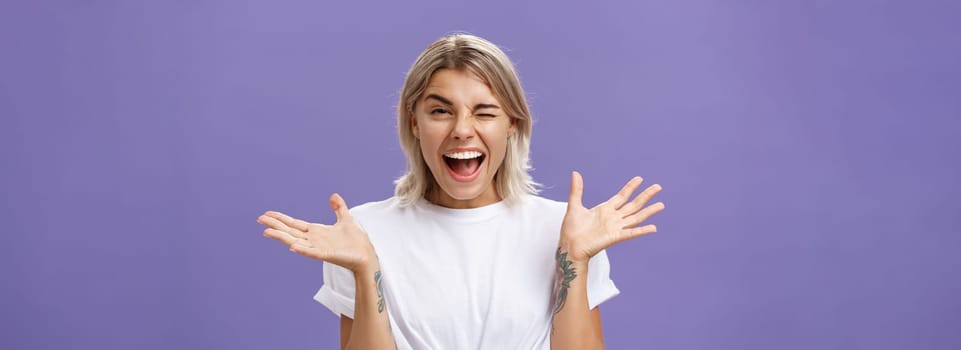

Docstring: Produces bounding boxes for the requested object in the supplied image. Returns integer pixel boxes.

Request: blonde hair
[394,33,539,206]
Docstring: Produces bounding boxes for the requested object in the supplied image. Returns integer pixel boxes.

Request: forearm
[346,261,396,350]
[550,248,603,350]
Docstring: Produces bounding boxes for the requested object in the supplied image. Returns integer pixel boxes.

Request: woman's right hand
[258,193,377,273]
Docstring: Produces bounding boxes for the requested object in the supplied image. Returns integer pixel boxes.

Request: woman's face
[411,69,515,209]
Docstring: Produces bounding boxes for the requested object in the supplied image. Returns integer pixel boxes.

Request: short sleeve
[313,261,356,318]
[586,249,620,309]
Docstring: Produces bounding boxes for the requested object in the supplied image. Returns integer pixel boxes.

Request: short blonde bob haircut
[394,33,540,206]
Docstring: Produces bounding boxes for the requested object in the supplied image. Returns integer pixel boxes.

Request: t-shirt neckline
[415,198,509,222]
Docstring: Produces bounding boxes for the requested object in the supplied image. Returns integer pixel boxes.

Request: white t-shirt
[313,195,620,350]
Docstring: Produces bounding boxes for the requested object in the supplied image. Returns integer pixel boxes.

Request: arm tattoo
[553,247,578,314]
[374,270,386,313]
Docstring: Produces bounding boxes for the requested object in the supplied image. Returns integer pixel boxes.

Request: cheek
[494,140,510,163]
[417,131,444,162]
[421,130,442,148]
[485,133,512,166]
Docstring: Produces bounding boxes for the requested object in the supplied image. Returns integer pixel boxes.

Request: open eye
[430,108,450,115]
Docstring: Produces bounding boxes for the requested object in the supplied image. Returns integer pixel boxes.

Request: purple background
[2,1,959,349]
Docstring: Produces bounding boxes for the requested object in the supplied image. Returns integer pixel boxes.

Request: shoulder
[512,195,568,230]
[516,194,567,215]
[347,196,401,218]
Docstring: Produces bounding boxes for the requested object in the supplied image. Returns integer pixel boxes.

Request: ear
[508,117,517,137]
[410,115,419,139]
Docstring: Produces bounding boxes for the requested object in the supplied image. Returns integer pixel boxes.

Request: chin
[428,170,498,206]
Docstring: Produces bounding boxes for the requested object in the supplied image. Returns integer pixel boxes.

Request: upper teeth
[445,151,483,159]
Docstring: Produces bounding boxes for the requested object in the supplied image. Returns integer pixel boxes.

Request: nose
[450,114,475,140]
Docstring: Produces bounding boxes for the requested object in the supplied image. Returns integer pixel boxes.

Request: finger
[258,215,306,239]
[608,176,643,209]
[622,202,665,229]
[330,193,352,223]
[619,183,662,216]
[263,227,302,247]
[290,241,320,259]
[614,224,658,244]
[263,211,310,232]
[568,171,584,209]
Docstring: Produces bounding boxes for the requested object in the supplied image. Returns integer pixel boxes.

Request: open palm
[258,193,376,273]
[560,171,665,262]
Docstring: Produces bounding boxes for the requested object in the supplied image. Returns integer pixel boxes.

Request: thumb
[568,171,584,209]
[329,193,351,222]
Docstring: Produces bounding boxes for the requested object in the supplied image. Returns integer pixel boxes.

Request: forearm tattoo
[553,247,578,314]
[374,270,386,313]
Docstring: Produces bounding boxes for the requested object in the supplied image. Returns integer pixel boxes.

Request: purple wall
[3,1,959,349]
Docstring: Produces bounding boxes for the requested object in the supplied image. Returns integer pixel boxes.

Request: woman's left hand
[559,171,665,263]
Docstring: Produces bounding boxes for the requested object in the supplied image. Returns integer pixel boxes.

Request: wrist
[557,240,591,264]
[351,253,381,276]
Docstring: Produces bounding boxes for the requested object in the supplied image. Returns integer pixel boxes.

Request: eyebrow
[424,94,500,111]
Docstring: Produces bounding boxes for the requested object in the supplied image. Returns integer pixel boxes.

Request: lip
[442,147,486,183]
[443,147,486,155]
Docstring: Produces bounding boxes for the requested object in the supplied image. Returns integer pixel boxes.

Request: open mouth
[443,151,485,182]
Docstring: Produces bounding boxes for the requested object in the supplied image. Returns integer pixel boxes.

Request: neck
[425,184,501,209]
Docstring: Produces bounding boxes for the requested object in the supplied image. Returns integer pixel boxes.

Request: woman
[257,33,664,350]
